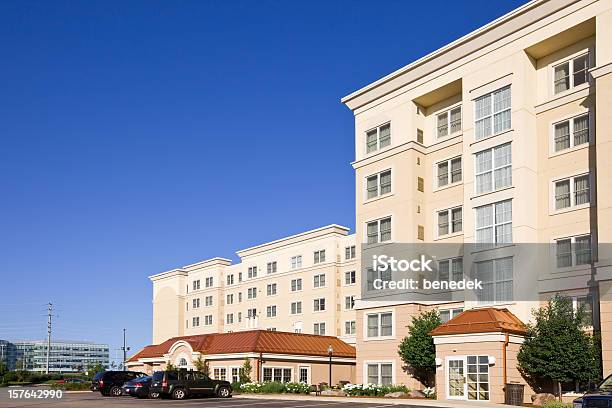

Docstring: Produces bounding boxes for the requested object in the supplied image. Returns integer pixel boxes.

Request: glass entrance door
[447,357,466,399]
[466,356,489,400]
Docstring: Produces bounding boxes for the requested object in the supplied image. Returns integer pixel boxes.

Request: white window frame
[247,266,257,279]
[437,257,463,283]
[205,295,213,307]
[313,298,326,312]
[267,261,277,274]
[345,295,355,310]
[436,105,462,139]
[474,257,513,305]
[551,51,590,96]
[313,273,326,288]
[363,310,395,340]
[247,287,257,299]
[365,122,391,154]
[554,234,592,269]
[474,85,511,140]
[344,320,356,335]
[313,322,326,335]
[205,277,213,287]
[226,293,234,305]
[435,156,462,189]
[291,301,303,315]
[344,270,356,285]
[204,315,213,325]
[436,206,463,238]
[314,250,326,264]
[226,313,234,324]
[291,278,303,292]
[474,143,512,195]
[439,307,464,323]
[345,245,356,260]
[365,216,392,245]
[290,255,302,269]
[192,316,200,327]
[363,360,395,386]
[266,305,277,318]
[364,168,393,201]
[262,366,293,383]
[266,283,277,296]
[212,366,227,381]
[226,274,234,285]
[551,173,591,212]
[550,111,591,154]
[475,200,512,246]
[192,298,200,309]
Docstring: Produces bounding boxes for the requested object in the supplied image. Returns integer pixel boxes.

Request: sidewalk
[233,393,510,408]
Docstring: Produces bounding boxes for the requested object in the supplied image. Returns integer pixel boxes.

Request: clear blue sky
[0,0,527,365]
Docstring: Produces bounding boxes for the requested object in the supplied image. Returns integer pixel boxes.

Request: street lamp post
[327,345,333,387]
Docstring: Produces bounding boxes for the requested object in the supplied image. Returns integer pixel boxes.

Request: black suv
[149,370,232,399]
[91,371,147,397]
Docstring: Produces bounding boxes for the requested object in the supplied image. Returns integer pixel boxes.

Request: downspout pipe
[503,332,509,386]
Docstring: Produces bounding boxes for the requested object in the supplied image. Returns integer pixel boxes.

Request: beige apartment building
[138,0,612,403]
[341,0,612,403]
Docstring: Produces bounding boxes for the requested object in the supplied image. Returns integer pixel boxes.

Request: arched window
[178,357,188,367]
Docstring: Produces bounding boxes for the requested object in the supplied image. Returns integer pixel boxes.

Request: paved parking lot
[0,390,434,408]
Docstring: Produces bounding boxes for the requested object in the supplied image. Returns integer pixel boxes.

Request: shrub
[285,382,311,394]
[240,382,264,393]
[542,402,572,408]
[423,387,436,398]
[342,383,409,397]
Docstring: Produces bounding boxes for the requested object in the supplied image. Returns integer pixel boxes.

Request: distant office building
[0,339,109,372]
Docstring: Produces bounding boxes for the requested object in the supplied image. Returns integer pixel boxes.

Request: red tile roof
[429,308,527,336]
[128,330,355,362]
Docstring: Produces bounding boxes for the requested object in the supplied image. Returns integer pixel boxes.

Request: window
[475,86,511,140]
[345,245,356,260]
[204,315,213,325]
[192,280,200,291]
[238,272,242,282]
[345,320,356,335]
[475,257,513,304]
[313,322,326,335]
[226,274,234,285]
[314,250,326,264]
[553,113,589,152]
[556,235,591,268]
[266,261,277,274]
[366,123,391,153]
[367,217,392,244]
[247,308,257,319]
[192,317,200,327]
[291,255,302,269]
[366,170,392,199]
[466,356,490,400]
[416,128,424,143]
[205,296,213,307]
[366,363,393,385]
[192,298,200,309]
[573,295,593,326]
[437,207,462,236]
[313,274,326,288]
[238,292,242,302]
[266,283,277,296]
[291,278,302,292]
[345,270,356,285]
[212,367,227,381]
[266,305,277,318]
[345,296,355,310]
[226,313,234,324]
[417,225,424,241]
[237,312,242,322]
[437,106,462,138]
[247,287,257,299]
[299,367,309,384]
[438,257,463,283]
[439,308,463,323]
[366,312,393,338]
[248,266,257,279]
[313,298,326,312]
[554,53,589,94]
[437,157,462,187]
[231,367,241,383]
[263,368,292,383]
[267,327,276,331]
[554,174,590,210]
[366,267,392,291]
[475,200,512,245]
[226,294,234,305]
[291,301,302,315]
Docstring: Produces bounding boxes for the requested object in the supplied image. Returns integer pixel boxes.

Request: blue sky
[0,0,527,365]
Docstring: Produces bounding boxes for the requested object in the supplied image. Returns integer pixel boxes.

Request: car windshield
[135,376,151,383]
[599,375,612,391]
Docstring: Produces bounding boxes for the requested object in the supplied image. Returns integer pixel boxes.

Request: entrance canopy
[430,307,527,336]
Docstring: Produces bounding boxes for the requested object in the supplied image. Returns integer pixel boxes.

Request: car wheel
[171,388,186,400]
[149,392,160,399]
[216,386,231,398]
[109,386,122,397]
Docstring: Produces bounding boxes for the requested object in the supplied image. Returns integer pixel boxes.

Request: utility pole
[46,302,53,374]
[121,329,130,371]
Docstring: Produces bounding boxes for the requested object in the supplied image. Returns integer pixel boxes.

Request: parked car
[573,374,612,408]
[90,371,147,397]
[122,376,157,399]
[149,370,232,399]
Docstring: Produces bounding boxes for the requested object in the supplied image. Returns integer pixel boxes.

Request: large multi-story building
[0,339,109,372]
[141,0,612,403]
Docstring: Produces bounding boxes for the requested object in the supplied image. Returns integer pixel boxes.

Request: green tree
[86,363,106,380]
[166,363,177,372]
[397,310,441,387]
[517,295,601,400]
[194,356,209,376]
[240,358,252,383]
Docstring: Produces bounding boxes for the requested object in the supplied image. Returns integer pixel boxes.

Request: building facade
[0,339,109,373]
[151,225,359,345]
[341,0,612,403]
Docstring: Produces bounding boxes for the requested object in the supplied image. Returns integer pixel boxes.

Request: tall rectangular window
[556,235,591,268]
[226,313,234,324]
[192,317,200,327]
[205,295,213,307]
[366,312,393,338]
[437,157,462,187]
[345,245,356,260]
[438,257,463,283]
[313,322,326,335]
[226,274,234,285]
[367,217,391,244]
[475,200,512,245]
[345,270,356,285]
[192,298,200,309]
[205,277,213,287]
[475,257,513,304]
[314,250,326,264]
[437,207,462,237]
[313,298,326,312]
[554,53,589,94]
[313,274,326,288]
[475,86,511,140]
[366,123,391,153]
[345,320,356,335]
[291,301,302,315]
[266,261,277,274]
[553,113,589,152]
[266,305,277,318]
[247,287,257,299]
[366,169,392,199]
[554,174,590,210]
[266,283,277,296]
[345,296,355,310]
[192,280,200,291]
[475,143,512,194]
[226,294,234,305]
[366,363,393,385]
[290,255,302,269]
[247,266,257,279]
[290,278,302,292]
[437,106,462,138]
